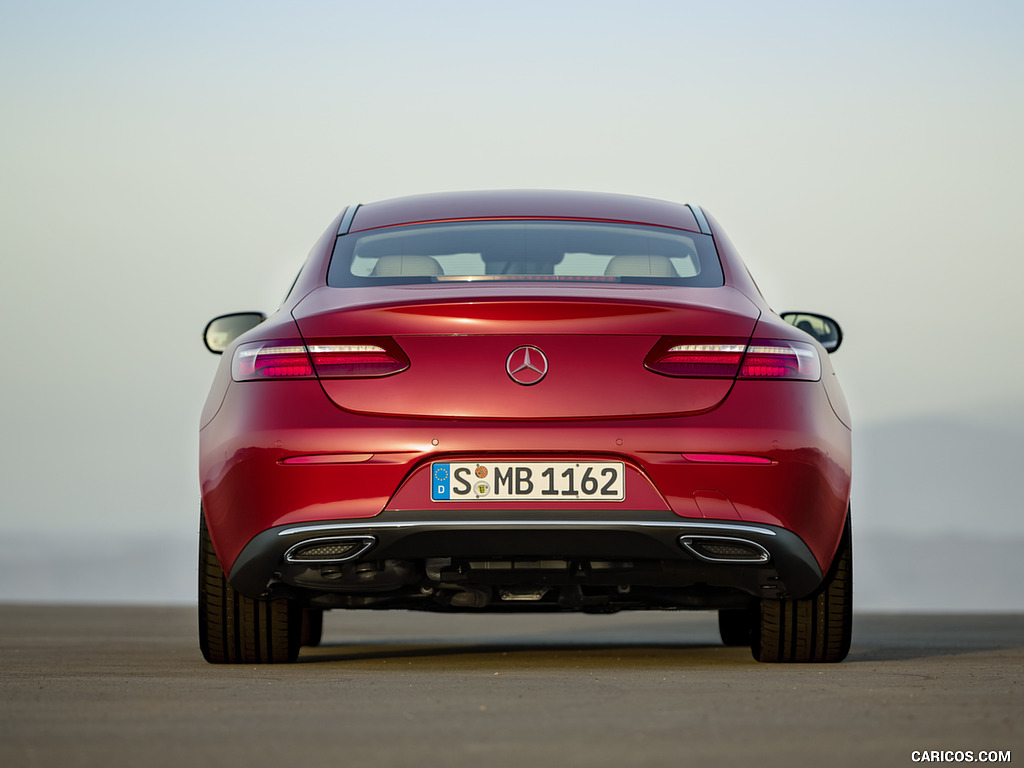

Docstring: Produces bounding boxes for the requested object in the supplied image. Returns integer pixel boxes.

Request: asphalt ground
[0,606,1019,767]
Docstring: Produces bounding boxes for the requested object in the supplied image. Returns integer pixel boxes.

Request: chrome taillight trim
[666,343,746,354]
[307,344,387,354]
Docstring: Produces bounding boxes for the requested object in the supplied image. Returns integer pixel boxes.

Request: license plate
[431,461,625,502]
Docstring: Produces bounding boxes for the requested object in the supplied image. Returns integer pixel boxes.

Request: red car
[199,190,852,664]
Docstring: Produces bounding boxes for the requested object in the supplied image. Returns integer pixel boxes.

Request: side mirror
[781,312,843,353]
[203,312,266,354]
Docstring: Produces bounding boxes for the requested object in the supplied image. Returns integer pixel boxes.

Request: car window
[328,221,723,287]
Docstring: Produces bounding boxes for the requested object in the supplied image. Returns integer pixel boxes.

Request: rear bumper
[201,377,851,585]
[227,512,824,604]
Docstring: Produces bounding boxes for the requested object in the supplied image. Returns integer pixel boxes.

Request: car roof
[347,190,703,234]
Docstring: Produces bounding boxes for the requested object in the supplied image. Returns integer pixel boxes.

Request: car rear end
[198,191,852,663]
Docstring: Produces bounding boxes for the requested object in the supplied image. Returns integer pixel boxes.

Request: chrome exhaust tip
[679,535,771,564]
[283,536,376,564]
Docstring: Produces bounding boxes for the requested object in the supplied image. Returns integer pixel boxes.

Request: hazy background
[2,0,1021,610]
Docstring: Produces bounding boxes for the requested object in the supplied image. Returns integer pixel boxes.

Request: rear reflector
[232,338,409,381]
[682,453,774,465]
[279,453,374,465]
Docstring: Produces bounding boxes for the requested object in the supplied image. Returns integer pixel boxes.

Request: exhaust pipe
[679,535,770,564]
[283,536,376,564]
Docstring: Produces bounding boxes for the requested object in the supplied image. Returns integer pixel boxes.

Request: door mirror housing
[781,312,843,353]
[203,312,266,354]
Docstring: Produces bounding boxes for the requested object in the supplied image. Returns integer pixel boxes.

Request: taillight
[739,340,820,381]
[645,339,746,378]
[646,337,820,381]
[307,344,408,377]
[232,341,313,380]
[232,339,409,381]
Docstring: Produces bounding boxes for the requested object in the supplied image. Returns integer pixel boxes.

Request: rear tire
[752,514,852,663]
[198,513,302,664]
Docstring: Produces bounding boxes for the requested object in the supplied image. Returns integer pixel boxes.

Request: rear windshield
[327,220,723,287]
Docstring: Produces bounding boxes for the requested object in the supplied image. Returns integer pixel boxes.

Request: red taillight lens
[645,339,747,378]
[739,340,820,381]
[232,340,313,380]
[646,337,820,381]
[307,344,409,377]
[231,339,409,381]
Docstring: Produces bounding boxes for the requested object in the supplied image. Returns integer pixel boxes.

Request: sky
[1,1,1022,606]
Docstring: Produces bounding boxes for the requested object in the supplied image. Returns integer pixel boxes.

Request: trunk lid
[292,284,760,419]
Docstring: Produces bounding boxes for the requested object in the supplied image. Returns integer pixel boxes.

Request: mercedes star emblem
[506,346,549,385]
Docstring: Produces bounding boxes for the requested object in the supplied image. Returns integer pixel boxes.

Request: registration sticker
[432,461,624,502]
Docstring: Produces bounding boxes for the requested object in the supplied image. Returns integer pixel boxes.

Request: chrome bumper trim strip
[278,520,777,537]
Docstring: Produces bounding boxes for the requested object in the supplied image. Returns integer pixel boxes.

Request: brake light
[307,344,409,377]
[646,338,820,381]
[645,339,746,378]
[739,340,820,381]
[232,341,313,380]
[231,339,409,381]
